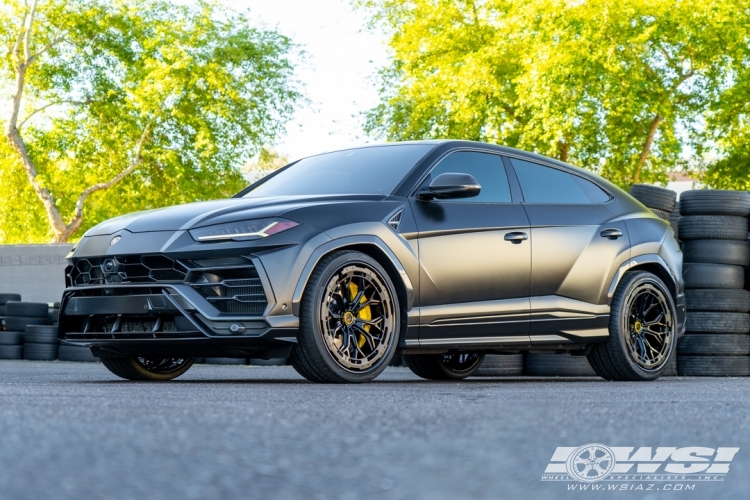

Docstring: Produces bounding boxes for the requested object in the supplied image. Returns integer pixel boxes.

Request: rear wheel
[588,271,676,381]
[100,357,195,381]
[404,352,485,380]
[290,251,400,383]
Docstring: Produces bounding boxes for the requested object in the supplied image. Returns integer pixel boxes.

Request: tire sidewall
[612,272,677,380]
[305,252,401,382]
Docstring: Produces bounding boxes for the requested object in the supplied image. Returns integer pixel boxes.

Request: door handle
[600,228,623,240]
[504,232,528,244]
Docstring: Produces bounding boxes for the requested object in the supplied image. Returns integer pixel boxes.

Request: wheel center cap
[343,311,355,325]
[634,321,643,333]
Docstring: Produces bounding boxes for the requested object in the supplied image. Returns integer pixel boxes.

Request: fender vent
[387,210,403,232]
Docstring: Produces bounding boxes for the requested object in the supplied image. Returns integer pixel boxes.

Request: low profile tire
[682,239,750,266]
[651,208,670,221]
[685,312,750,334]
[0,345,23,359]
[23,342,58,361]
[685,289,750,312]
[5,301,50,318]
[0,331,23,345]
[100,357,195,381]
[587,271,676,381]
[669,205,680,240]
[678,216,749,241]
[403,352,485,380]
[678,334,750,356]
[677,356,750,377]
[629,184,677,212]
[524,354,597,377]
[290,251,401,383]
[473,354,523,377]
[0,294,22,305]
[4,316,51,332]
[682,263,745,289]
[25,325,59,344]
[679,190,750,216]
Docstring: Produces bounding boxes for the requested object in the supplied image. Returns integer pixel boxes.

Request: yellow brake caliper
[348,282,370,348]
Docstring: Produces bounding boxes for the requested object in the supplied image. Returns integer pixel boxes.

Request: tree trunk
[557,140,569,163]
[633,114,663,185]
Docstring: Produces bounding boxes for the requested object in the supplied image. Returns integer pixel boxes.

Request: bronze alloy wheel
[319,263,397,372]
[100,356,196,381]
[441,352,483,373]
[622,280,674,371]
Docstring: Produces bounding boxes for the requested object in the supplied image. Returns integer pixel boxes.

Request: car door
[507,157,631,343]
[410,150,531,347]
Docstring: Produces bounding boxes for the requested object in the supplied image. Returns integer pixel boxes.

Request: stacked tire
[629,184,678,224]
[677,190,750,376]
[473,354,523,377]
[0,294,24,360]
[524,353,597,377]
[24,324,59,361]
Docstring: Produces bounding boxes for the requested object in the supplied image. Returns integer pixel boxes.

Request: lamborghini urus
[59,141,686,383]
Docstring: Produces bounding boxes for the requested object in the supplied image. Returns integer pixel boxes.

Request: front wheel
[403,352,485,380]
[588,271,676,381]
[290,251,401,383]
[101,357,195,381]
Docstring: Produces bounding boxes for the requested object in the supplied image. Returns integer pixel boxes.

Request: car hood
[85,194,386,236]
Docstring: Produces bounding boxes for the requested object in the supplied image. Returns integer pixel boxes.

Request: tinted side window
[572,176,611,203]
[426,152,512,202]
[510,158,591,204]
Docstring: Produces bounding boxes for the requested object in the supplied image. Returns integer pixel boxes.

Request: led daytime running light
[196,222,279,241]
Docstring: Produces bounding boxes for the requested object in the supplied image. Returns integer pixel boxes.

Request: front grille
[190,268,267,315]
[68,255,188,286]
[67,254,268,316]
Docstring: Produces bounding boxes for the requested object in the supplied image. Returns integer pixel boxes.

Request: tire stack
[524,353,598,377]
[0,294,23,360]
[474,354,523,377]
[677,190,750,376]
[24,324,59,360]
[629,184,678,223]
[3,301,53,361]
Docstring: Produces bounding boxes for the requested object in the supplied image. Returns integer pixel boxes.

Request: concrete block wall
[0,245,73,303]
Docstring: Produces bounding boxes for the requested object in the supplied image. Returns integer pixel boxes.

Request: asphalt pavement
[0,361,748,500]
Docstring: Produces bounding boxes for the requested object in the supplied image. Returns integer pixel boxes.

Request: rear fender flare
[606,254,679,304]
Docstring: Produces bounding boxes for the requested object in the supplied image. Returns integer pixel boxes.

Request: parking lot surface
[0,361,748,499]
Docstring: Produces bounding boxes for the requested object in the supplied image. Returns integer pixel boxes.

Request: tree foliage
[1,0,301,242]
[358,0,750,188]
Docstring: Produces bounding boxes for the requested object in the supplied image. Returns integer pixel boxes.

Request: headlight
[189,218,299,242]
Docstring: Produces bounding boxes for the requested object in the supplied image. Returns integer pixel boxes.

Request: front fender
[289,227,418,316]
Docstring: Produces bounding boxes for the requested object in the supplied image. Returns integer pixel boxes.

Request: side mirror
[417,172,481,201]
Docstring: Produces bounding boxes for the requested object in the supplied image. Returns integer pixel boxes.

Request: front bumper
[60,264,300,358]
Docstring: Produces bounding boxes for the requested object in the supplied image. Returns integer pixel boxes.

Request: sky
[231,0,390,162]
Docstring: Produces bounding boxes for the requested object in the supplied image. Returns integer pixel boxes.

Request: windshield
[243,144,434,197]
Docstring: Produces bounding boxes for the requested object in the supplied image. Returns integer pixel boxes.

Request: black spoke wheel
[100,357,195,381]
[291,251,400,383]
[404,351,485,380]
[588,271,676,381]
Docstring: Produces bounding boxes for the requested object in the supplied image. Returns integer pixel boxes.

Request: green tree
[1,0,301,242]
[358,0,750,188]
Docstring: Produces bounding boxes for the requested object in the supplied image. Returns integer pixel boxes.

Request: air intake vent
[387,210,403,232]
[189,266,267,315]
